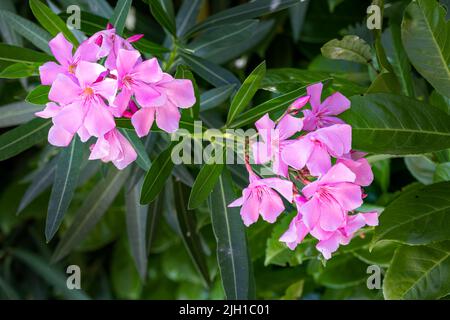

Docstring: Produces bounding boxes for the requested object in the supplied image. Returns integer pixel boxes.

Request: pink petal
[255,113,275,133]
[272,153,289,177]
[134,83,166,107]
[77,125,91,142]
[131,107,155,137]
[39,62,65,85]
[84,102,115,137]
[155,103,181,133]
[306,144,331,177]
[290,95,310,110]
[52,102,84,134]
[300,197,321,229]
[240,193,260,226]
[320,91,350,116]
[319,162,356,185]
[35,102,60,118]
[75,61,107,87]
[314,124,352,158]
[337,158,373,186]
[112,88,132,117]
[48,125,74,147]
[132,57,163,83]
[317,198,346,231]
[228,196,244,207]
[113,130,138,169]
[116,49,141,78]
[259,189,285,223]
[91,78,117,105]
[89,135,110,160]
[280,216,309,250]
[281,138,313,170]
[48,33,73,66]
[49,74,82,104]
[160,78,195,108]
[277,114,303,140]
[73,41,100,62]
[316,233,341,259]
[261,177,293,202]
[360,211,379,226]
[301,109,318,131]
[251,141,272,164]
[306,82,323,111]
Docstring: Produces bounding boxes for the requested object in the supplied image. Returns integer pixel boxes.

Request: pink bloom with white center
[45,61,117,145]
[89,128,137,170]
[300,163,363,232]
[112,49,164,117]
[252,113,303,177]
[279,195,309,250]
[228,173,293,226]
[301,82,350,131]
[315,211,378,259]
[39,33,99,85]
[131,73,196,135]
[281,124,352,177]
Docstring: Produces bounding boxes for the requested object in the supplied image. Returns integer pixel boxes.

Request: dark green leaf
[200,84,235,112]
[321,35,372,64]
[404,156,436,185]
[109,0,132,35]
[176,0,202,37]
[0,118,51,161]
[45,136,83,241]
[26,85,50,105]
[434,162,450,182]
[188,162,224,209]
[0,102,43,128]
[289,0,309,42]
[148,0,176,35]
[120,129,151,171]
[0,62,37,78]
[0,43,51,64]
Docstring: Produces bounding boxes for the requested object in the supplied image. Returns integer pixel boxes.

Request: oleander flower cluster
[36,26,195,169]
[229,82,378,260]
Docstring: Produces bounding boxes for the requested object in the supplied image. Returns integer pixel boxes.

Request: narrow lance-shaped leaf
[126,177,149,281]
[109,0,132,35]
[209,169,253,299]
[45,136,83,241]
[342,93,450,154]
[372,182,450,246]
[146,191,164,254]
[52,168,130,262]
[0,44,51,64]
[176,0,202,37]
[179,50,240,88]
[29,0,78,45]
[0,9,51,53]
[185,0,301,37]
[402,0,450,98]
[188,162,224,210]
[0,62,38,79]
[0,118,51,161]
[173,179,210,287]
[148,0,176,35]
[140,143,175,204]
[0,102,43,128]
[200,85,235,112]
[120,129,151,171]
[383,241,450,299]
[226,61,266,125]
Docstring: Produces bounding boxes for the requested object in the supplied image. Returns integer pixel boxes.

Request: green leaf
[434,162,450,182]
[321,35,372,64]
[354,241,398,267]
[0,102,43,128]
[187,20,259,56]
[146,188,164,254]
[342,93,450,154]
[209,170,253,299]
[173,179,210,287]
[185,0,301,37]
[315,254,368,289]
[175,0,202,37]
[58,11,106,35]
[0,275,19,299]
[404,156,436,185]
[120,129,151,171]
[17,157,57,213]
[45,136,83,241]
[430,90,450,115]
[289,0,309,42]
[200,84,235,112]
[372,182,450,246]
[402,0,450,98]
[383,241,450,299]
[140,143,175,204]
[0,62,37,78]
[26,85,50,105]
[179,51,240,88]
[366,72,401,94]
[148,0,176,35]
[13,249,90,299]
[226,61,266,125]
[0,9,51,53]
[0,43,51,64]
[188,163,224,209]
[29,0,78,45]
[131,38,170,57]
[52,168,130,262]
[175,65,199,122]
[0,118,51,161]
[125,177,149,280]
[109,0,132,35]
[228,85,310,128]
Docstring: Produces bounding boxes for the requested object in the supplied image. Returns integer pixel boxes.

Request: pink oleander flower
[314,211,378,259]
[112,49,164,117]
[337,151,373,187]
[131,73,196,135]
[279,195,309,250]
[88,28,134,70]
[89,128,137,170]
[41,61,117,146]
[299,82,350,131]
[281,124,352,177]
[252,113,303,177]
[300,163,363,232]
[228,173,293,226]
[39,33,99,85]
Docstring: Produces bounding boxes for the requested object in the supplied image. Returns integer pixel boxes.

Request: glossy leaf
[321,35,372,64]
[0,62,37,79]
[45,136,83,241]
[188,162,224,209]
[148,0,176,35]
[226,61,266,125]
[404,156,436,185]
[0,118,51,161]
[402,0,450,98]
[109,0,132,35]
[0,43,51,64]
[29,0,78,45]
[176,0,202,37]
[200,84,235,112]
[434,162,450,182]
[383,241,450,299]
[26,85,50,105]
[372,182,450,245]
[0,102,43,128]
[342,94,450,154]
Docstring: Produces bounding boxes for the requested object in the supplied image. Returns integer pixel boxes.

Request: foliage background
[0,0,449,300]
